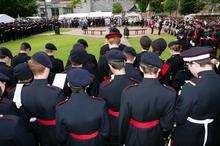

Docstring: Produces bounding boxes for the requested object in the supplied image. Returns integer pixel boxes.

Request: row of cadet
[0,27,220,146]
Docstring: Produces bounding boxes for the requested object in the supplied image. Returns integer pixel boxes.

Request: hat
[45,43,57,51]
[0,47,13,59]
[77,39,88,48]
[141,52,162,68]
[67,68,94,87]
[106,49,125,61]
[32,52,52,69]
[14,63,33,81]
[70,49,87,65]
[168,40,182,48]
[123,47,136,57]
[151,38,167,55]
[105,27,122,39]
[0,73,9,82]
[20,42,31,51]
[71,43,85,53]
[181,47,213,62]
[140,36,152,48]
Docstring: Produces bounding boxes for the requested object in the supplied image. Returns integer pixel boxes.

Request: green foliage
[150,0,164,13]
[69,0,81,7]
[136,0,148,12]
[112,2,123,14]
[0,0,37,17]
[164,0,178,14]
[179,0,205,15]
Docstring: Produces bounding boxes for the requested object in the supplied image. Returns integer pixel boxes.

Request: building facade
[37,0,134,17]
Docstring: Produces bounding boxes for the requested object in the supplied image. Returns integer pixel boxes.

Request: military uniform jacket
[56,91,109,146]
[160,54,190,91]
[119,78,176,146]
[0,115,36,146]
[0,97,18,116]
[48,55,64,84]
[0,62,16,97]
[125,63,143,82]
[99,75,136,138]
[173,70,220,146]
[21,79,65,146]
[11,53,31,67]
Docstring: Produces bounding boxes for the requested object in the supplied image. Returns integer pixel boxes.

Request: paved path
[39,27,162,40]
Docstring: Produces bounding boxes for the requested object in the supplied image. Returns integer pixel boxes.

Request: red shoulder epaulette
[56,98,69,107]
[100,79,112,88]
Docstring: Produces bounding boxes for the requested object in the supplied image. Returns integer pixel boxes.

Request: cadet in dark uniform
[56,68,109,146]
[0,47,16,97]
[0,73,18,116]
[8,63,33,111]
[77,39,99,96]
[134,36,152,67]
[119,52,176,146]
[172,47,220,146]
[11,42,31,67]
[151,38,167,57]
[99,27,126,56]
[123,47,142,82]
[44,43,64,84]
[99,50,137,146]
[159,40,191,91]
[0,115,36,146]
[21,52,66,146]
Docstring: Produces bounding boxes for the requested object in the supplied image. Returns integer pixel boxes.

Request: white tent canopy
[0,14,15,23]
[59,12,113,20]
[89,12,112,18]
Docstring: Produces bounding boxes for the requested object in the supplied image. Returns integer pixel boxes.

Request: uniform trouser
[106,136,120,146]
[158,28,162,35]
[151,28,154,34]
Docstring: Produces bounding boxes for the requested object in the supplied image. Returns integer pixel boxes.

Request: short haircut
[140,63,159,74]
[108,60,125,70]
[20,42,31,51]
[169,44,182,52]
[28,59,46,76]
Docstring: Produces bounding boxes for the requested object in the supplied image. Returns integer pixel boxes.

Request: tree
[205,0,220,12]
[179,0,205,15]
[112,2,123,14]
[0,0,37,17]
[164,0,178,15]
[69,0,81,7]
[150,0,164,13]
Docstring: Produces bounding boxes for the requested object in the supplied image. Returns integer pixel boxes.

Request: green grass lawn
[0,32,195,65]
[0,34,105,64]
[128,34,176,60]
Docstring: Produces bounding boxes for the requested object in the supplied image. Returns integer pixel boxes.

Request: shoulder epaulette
[100,80,112,88]
[91,96,105,102]
[163,84,176,92]
[185,78,201,86]
[124,83,139,91]
[129,77,141,84]
[56,98,69,107]
[0,98,12,105]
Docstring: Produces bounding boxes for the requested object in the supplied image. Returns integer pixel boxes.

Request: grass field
[0,34,105,64]
[3,32,218,65]
[128,34,176,60]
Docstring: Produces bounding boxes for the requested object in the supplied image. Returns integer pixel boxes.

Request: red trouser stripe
[107,108,119,118]
[69,131,99,141]
[129,118,159,128]
[37,119,56,126]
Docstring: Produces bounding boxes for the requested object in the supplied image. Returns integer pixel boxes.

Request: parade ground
[0,27,176,63]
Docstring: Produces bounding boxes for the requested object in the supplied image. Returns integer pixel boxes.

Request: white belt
[187,117,214,146]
